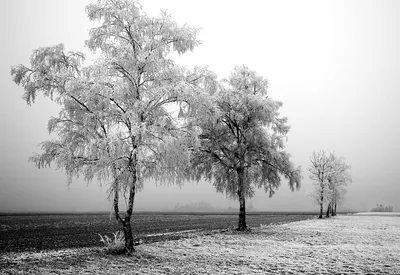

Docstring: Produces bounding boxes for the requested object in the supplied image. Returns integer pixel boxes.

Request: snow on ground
[1,215,399,274]
[353,212,400,216]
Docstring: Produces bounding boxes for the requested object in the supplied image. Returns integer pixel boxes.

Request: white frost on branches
[307,150,351,217]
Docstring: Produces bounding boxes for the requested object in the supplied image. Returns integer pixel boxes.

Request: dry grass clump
[98,231,125,255]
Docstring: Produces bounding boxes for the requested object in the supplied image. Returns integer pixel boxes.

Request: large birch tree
[11,0,204,253]
[189,66,302,231]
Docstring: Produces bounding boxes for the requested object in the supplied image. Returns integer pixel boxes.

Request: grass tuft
[99,231,125,255]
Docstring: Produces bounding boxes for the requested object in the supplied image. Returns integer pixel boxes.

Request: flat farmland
[0,212,315,253]
[1,214,399,274]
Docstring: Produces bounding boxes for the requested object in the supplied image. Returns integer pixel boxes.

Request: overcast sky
[1,0,399,213]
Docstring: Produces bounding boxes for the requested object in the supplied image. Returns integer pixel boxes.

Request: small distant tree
[11,0,204,254]
[308,150,333,219]
[330,186,347,215]
[189,66,301,231]
[308,151,351,218]
[326,156,351,216]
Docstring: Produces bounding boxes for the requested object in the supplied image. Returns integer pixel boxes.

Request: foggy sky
[1,0,400,213]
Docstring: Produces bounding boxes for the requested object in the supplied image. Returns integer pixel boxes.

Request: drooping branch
[111,62,137,90]
[254,158,300,185]
[69,95,93,113]
[199,148,234,170]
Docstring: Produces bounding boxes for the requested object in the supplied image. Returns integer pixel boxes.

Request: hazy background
[1,0,399,213]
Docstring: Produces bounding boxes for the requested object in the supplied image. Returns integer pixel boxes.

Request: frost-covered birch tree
[11,0,205,254]
[308,151,351,218]
[330,186,347,215]
[326,155,351,216]
[189,66,301,231]
[308,150,333,219]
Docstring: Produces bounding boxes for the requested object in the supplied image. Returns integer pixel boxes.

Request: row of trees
[308,150,352,218]
[11,0,301,253]
[371,204,393,212]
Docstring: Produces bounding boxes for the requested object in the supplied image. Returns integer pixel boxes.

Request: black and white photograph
[1,0,399,274]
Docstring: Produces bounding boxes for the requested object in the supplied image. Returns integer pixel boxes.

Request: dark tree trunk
[318,192,323,219]
[122,216,134,254]
[119,144,139,254]
[330,203,334,216]
[333,203,337,216]
[237,191,246,230]
[326,203,331,218]
[124,182,136,254]
[237,168,247,231]
[113,175,137,254]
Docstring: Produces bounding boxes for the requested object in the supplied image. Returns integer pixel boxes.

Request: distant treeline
[371,204,393,212]
[172,201,255,212]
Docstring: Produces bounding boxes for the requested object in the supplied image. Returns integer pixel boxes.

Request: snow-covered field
[1,215,399,274]
[354,212,400,216]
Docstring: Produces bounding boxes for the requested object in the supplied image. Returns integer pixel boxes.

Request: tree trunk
[333,203,337,216]
[122,216,134,254]
[318,192,323,219]
[326,203,331,218]
[124,182,136,254]
[330,203,334,216]
[237,168,247,231]
[113,176,137,254]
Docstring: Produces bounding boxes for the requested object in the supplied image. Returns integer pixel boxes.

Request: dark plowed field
[0,212,316,252]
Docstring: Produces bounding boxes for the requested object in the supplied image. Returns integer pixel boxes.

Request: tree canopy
[11,0,206,253]
[189,66,302,230]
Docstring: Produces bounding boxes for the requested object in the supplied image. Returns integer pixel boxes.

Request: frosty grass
[1,214,399,274]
